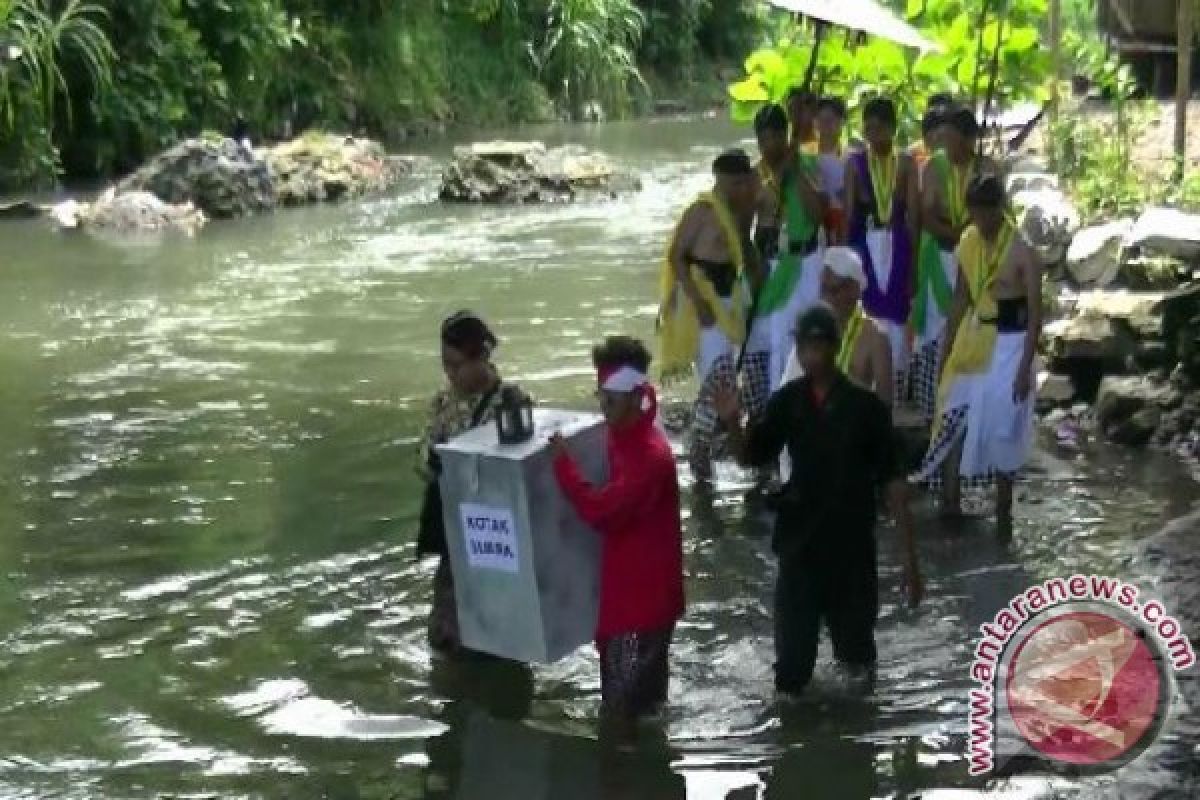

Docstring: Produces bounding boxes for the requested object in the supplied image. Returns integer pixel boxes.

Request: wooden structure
[1098,0,1196,94]
[1098,0,1178,49]
[1180,0,1196,169]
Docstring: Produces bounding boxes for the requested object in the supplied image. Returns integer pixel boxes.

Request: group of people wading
[413,91,1042,735]
[660,91,1042,533]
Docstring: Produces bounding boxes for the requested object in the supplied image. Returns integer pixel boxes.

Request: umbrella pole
[982,11,1006,155]
[970,0,995,113]
[803,20,828,91]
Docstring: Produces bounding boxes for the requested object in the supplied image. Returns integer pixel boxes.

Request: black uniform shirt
[745,373,902,561]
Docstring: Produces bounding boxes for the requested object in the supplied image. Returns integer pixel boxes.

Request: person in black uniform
[715,305,924,695]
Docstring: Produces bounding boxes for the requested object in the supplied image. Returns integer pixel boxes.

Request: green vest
[912,153,964,334]
[758,153,819,316]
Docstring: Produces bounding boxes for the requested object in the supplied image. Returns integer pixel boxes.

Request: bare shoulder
[675,202,713,246]
[680,200,711,227]
[1010,233,1040,269]
[864,315,892,353]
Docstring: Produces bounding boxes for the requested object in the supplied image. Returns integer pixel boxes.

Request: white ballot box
[436,409,605,663]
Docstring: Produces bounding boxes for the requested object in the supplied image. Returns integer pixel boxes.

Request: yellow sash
[757,159,779,197]
[656,192,749,382]
[937,222,1015,410]
[868,149,898,227]
[837,304,866,374]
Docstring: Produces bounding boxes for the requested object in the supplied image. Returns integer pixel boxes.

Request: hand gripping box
[436,409,606,663]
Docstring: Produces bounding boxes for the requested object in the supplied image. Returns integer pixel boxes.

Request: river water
[0,116,1197,799]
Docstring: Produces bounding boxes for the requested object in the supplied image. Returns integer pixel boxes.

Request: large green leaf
[745,48,785,78]
[728,76,769,103]
[1002,26,1039,54]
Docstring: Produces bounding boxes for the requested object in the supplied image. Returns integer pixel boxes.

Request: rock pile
[46,133,413,234]
[1009,159,1081,268]
[265,133,413,206]
[117,137,276,219]
[439,141,640,204]
[51,190,206,236]
[1064,209,1196,290]
[1039,283,1200,460]
[1007,153,1200,462]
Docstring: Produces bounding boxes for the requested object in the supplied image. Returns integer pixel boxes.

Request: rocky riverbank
[1014,157,1200,465]
[36,133,414,234]
[11,135,644,233]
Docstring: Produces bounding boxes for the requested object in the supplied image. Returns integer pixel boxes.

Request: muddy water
[0,116,1196,799]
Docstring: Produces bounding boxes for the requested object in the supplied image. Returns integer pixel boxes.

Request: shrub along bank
[0,0,760,192]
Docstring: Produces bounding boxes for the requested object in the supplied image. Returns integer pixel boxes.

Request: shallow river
[0,116,1197,799]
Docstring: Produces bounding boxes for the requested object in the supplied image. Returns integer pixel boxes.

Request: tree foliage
[727,0,1051,137]
[0,0,114,187]
[0,0,751,190]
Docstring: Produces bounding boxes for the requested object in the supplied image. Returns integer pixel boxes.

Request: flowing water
[0,116,1197,800]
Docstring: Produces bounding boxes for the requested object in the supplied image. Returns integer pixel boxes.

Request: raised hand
[714,383,741,426]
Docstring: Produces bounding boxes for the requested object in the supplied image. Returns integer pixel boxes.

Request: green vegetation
[727,0,1051,138]
[1047,22,1145,221]
[0,0,760,191]
[1050,0,1200,219]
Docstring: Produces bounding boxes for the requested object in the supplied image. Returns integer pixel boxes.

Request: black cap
[794,306,841,346]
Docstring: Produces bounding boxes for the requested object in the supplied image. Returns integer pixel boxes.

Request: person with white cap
[551,336,684,733]
[780,246,894,409]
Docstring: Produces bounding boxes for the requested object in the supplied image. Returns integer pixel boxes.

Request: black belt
[696,261,736,298]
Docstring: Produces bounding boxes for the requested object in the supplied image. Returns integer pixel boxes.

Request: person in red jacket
[550,336,685,728]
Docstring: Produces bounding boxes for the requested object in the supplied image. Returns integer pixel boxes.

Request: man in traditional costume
[908,93,956,171]
[815,95,848,245]
[754,104,827,391]
[844,96,921,408]
[778,247,893,483]
[912,175,1042,538]
[786,87,819,155]
[657,150,764,485]
[910,109,989,423]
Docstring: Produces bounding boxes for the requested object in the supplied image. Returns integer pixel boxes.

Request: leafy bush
[0,0,761,189]
[727,0,1050,136]
[1048,22,1149,221]
[0,0,114,186]
[533,0,647,117]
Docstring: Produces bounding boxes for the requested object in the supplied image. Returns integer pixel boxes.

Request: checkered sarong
[909,337,943,425]
[741,350,770,423]
[598,628,672,718]
[913,406,1016,491]
[688,351,770,482]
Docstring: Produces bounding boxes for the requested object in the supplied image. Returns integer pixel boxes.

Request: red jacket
[553,412,685,641]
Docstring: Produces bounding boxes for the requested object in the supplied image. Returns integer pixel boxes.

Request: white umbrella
[765,0,942,52]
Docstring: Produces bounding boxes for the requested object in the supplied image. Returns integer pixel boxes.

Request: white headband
[600,367,649,393]
[824,246,867,290]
